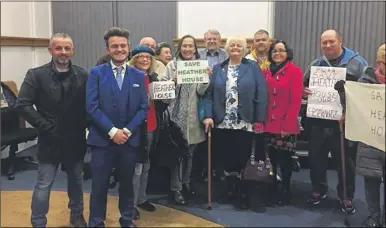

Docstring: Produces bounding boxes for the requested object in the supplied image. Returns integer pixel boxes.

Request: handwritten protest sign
[306,66,346,120]
[177,60,209,84]
[344,81,385,152]
[149,81,175,100]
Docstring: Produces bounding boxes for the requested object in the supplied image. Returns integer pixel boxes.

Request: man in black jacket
[302,30,368,214]
[16,33,88,227]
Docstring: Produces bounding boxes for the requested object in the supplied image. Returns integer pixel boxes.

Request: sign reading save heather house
[177,60,209,84]
[306,66,346,120]
[344,81,385,152]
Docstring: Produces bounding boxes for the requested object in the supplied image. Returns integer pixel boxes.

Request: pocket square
[133,84,140,87]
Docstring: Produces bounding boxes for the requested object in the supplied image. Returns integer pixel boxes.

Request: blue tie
[116,67,123,90]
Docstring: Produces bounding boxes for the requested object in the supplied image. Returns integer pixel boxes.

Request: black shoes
[277,187,292,206]
[133,207,140,220]
[70,214,87,227]
[182,183,196,196]
[218,189,237,204]
[236,193,250,210]
[169,190,187,205]
[201,170,222,182]
[138,201,156,212]
[306,192,327,205]
[340,199,356,214]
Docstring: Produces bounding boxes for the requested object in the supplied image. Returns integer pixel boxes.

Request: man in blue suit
[86,27,147,228]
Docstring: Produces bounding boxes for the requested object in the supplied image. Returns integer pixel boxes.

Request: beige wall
[177,2,275,38]
[1,2,53,158]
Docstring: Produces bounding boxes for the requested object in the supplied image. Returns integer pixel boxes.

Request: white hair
[49,33,73,47]
[224,36,248,56]
[204,29,221,39]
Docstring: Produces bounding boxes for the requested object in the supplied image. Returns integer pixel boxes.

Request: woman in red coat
[262,40,303,205]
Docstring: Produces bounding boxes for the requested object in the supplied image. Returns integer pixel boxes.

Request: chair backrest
[1,81,17,108]
[1,81,25,131]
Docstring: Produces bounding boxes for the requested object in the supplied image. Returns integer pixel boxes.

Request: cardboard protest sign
[177,60,209,84]
[344,81,385,152]
[306,66,346,120]
[149,81,175,100]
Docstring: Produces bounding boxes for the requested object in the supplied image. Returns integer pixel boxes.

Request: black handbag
[154,109,189,167]
[241,136,275,183]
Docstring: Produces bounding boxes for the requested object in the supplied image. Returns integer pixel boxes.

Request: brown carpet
[1,191,222,227]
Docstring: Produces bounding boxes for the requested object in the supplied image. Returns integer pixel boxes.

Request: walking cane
[207,126,212,210]
[339,119,350,227]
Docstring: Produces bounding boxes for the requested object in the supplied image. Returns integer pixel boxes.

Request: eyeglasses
[272,49,287,54]
[137,55,151,60]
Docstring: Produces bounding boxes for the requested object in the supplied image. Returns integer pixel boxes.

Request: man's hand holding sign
[306,66,346,121]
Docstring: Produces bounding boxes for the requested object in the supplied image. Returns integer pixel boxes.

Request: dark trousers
[216,129,254,197]
[308,125,356,200]
[255,134,293,199]
[216,129,253,173]
[364,176,384,220]
[268,147,293,189]
[89,144,137,227]
[194,127,223,178]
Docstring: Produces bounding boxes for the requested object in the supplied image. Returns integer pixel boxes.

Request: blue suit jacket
[203,58,267,124]
[86,62,148,148]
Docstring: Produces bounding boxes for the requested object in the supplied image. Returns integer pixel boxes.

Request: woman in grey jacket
[335,43,385,227]
[161,34,210,206]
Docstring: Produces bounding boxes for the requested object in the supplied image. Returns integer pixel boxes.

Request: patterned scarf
[250,47,270,70]
[167,57,196,141]
[375,61,386,84]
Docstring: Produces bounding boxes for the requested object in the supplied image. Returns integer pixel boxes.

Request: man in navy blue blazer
[86,27,147,228]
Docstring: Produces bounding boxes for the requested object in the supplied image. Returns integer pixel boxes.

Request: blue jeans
[31,161,84,227]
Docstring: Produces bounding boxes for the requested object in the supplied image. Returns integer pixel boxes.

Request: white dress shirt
[108,60,131,139]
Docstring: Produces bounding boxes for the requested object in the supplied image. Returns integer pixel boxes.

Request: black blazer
[15,61,88,164]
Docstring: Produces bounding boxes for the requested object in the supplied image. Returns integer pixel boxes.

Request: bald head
[139,37,157,52]
[320,29,343,60]
[321,29,341,41]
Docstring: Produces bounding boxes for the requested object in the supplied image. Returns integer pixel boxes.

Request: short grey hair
[224,36,248,56]
[204,29,221,39]
[103,27,130,47]
[254,29,270,37]
[49,33,73,46]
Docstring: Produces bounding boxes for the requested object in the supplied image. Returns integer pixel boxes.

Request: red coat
[262,61,303,134]
[145,75,157,132]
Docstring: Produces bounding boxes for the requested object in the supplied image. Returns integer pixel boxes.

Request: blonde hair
[224,36,248,56]
[128,54,157,74]
[377,44,385,62]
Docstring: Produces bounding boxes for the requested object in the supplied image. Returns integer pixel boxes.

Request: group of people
[12,25,385,228]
